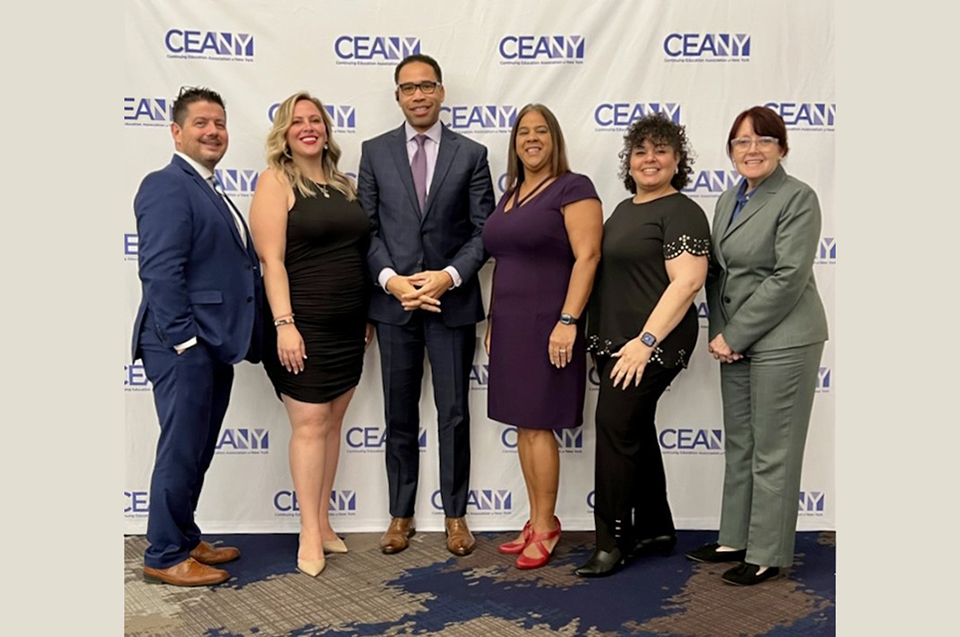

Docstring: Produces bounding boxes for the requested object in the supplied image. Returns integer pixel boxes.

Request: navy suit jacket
[358,123,495,327]
[131,154,263,365]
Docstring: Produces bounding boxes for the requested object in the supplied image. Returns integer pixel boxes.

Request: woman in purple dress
[482,104,603,569]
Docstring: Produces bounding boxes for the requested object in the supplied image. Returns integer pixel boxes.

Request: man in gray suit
[358,54,495,556]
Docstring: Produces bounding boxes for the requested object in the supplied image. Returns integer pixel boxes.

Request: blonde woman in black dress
[250,92,372,577]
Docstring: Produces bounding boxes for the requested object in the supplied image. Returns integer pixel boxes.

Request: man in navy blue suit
[358,55,495,556]
[132,87,263,586]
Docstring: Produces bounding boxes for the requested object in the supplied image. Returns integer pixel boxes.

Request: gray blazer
[706,164,828,354]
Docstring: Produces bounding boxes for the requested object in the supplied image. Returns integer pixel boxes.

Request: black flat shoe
[685,542,746,563]
[575,547,624,577]
[721,562,781,586]
[631,534,677,558]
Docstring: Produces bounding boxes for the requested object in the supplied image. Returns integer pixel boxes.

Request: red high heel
[515,516,561,569]
[498,521,532,555]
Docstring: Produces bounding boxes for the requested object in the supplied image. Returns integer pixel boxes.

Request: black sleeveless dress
[262,184,371,403]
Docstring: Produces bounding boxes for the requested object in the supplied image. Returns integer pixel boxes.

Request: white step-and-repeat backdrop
[124,0,834,533]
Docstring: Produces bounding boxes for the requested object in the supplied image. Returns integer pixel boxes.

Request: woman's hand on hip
[277,325,307,374]
[610,337,653,389]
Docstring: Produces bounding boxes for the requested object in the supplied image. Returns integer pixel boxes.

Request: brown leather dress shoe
[143,557,228,586]
[380,517,415,554]
[189,541,241,565]
[445,517,476,556]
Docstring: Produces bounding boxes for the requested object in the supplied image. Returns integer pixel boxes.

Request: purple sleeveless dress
[481,172,600,429]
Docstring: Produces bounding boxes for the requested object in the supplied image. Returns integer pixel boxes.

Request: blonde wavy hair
[265,92,357,201]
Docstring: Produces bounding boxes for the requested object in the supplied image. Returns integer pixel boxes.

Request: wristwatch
[559,313,578,325]
[639,332,657,347]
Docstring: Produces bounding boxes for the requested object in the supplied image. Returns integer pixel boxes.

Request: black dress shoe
[575,547,624,577]
[631,534,677,558]
[685,542,746,563]
[721,562,781,586]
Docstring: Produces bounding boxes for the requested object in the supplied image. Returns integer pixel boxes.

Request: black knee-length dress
[262,184,370,403]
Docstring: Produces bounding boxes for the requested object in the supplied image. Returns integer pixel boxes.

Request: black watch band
[559,313,578,325]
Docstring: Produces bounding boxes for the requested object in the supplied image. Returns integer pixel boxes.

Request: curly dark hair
[618,113,695,193]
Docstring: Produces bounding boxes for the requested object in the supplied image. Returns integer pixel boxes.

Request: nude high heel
[298,533,326,576]
[323,538,349,554]
[297,556,326,577]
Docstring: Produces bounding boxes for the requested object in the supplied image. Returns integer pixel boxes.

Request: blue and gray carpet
[124,530,835,636]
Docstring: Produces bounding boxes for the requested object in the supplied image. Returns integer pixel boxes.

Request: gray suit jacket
[358,123,495,327]
[706,164,828,354]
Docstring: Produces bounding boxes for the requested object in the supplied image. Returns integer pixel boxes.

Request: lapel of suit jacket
[422,124,461,223]
[172,155,247,251]
[712,191,734,269]
[720,164,787,241]
[388,125,423,216]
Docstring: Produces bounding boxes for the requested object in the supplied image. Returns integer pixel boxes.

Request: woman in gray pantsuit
[685,106,828,586]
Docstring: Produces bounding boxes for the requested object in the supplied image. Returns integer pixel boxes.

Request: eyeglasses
[730,136,779,151]
[397,81,440,96]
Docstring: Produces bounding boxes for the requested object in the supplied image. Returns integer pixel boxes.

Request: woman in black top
[576,114,710,577]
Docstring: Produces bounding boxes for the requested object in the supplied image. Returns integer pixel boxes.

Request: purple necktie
[412,134,427,213]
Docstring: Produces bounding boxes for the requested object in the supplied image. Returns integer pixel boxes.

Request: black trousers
[593,355,681,552]
[376,312,475,518]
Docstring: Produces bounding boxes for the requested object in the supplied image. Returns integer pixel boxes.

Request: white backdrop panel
[124,0,835,533]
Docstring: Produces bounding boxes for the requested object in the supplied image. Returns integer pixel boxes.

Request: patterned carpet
[124,530,835,636]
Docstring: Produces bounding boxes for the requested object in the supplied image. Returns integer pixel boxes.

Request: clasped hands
[708,333,743,364]
[386,270,453,312]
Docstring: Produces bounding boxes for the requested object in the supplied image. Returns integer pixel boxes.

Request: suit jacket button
[723,296,731,303]
[247,296,253,302]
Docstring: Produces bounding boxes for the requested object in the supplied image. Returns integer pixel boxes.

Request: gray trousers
[717,342,824,567]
